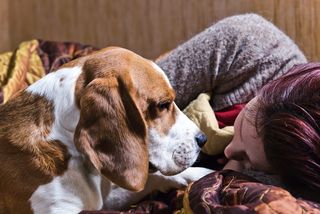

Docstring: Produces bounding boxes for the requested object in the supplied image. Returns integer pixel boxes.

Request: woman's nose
[224,144,233,159]
[224,141,246,161]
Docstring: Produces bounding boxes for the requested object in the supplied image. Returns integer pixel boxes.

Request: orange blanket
[0,39,97,104]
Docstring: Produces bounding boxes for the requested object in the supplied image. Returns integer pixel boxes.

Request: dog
[0,47,212,213]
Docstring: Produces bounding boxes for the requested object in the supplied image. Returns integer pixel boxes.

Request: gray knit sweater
[157,14,307,110]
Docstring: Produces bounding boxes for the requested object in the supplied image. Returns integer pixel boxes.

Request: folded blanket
[0,39,97,104]
[81,170,320,214]
[0,40,45,103]
[179,170,320,214]
[183,93,234,155]
[178,170,320,214]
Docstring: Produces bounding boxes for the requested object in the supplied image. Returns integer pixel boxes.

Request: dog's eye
[157,101,171,110]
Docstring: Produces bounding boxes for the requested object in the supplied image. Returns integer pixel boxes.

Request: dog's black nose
[195,133,207,148]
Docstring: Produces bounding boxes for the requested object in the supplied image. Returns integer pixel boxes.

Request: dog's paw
[150,167,214,192]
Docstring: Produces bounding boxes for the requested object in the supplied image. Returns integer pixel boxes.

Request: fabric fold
[183,93,234,155]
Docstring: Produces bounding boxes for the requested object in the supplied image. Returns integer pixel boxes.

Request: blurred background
[0,0,319,60]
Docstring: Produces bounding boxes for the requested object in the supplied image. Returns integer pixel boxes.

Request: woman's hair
[254,63,320,202]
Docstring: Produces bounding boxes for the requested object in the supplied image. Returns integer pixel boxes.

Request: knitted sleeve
[157,13,307,110]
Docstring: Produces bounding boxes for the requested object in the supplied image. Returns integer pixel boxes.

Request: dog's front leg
[103,167,213,211]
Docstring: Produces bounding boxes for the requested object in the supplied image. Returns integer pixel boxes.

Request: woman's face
[224,98,273,172]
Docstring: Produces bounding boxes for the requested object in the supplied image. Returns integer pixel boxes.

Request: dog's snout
[195,133,207,148]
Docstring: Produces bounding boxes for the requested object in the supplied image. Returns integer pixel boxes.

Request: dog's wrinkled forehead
[131,61,175,103]
[89,48,171,87]
[106,48,176,106]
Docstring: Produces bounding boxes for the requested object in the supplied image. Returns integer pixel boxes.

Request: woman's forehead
[240,104,260,141]
[243,98,260,125]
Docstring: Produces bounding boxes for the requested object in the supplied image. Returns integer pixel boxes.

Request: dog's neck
[26,66,82,156]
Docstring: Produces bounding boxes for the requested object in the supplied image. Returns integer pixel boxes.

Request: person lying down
[158,13,320,203]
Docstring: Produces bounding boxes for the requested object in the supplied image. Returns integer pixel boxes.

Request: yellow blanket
[0,40,45,103]
[183,93,234,155]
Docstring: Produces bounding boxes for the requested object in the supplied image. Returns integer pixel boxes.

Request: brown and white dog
[0,47,212,213]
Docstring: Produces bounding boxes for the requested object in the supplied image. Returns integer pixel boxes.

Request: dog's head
[73,47,206,191]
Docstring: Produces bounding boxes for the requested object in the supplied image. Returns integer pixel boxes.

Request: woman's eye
[157,101,171,110]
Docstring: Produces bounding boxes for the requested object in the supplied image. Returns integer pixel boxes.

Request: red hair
[255,63,320,202]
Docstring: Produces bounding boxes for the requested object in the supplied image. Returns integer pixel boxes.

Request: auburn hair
[255,63,320,202]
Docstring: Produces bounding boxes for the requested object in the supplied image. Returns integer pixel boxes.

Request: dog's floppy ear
[74,65,148,191]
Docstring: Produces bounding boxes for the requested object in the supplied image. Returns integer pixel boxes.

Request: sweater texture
[157,14,307,110]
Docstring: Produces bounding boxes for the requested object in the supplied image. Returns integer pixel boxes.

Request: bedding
[0,39,97,104]
[183,93,234,156]
[80,170,320,214]
[1,40,319,213]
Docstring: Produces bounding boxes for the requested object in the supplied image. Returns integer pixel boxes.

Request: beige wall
[0,0,320,60]
[0,0,10,52]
